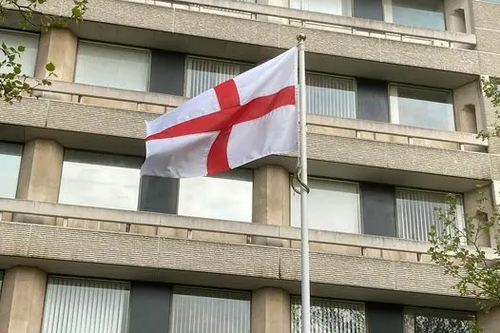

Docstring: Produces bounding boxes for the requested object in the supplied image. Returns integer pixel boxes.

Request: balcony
[0,197,494,307]
[27,0,480,76]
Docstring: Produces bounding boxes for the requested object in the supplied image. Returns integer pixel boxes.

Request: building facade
[1,0,500,332]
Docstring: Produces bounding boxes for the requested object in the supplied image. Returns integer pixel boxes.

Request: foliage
[0,0,87,103]
[428,77,500,330]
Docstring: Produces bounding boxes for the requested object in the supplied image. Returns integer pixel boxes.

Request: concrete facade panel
[473,1,500,31]
[173,10,281,47]
[478,51,500,78]
[0,221,465,297]
[386,144,491,179]
[83,0,175,33]
[379,39,479,74]
[475,28,500,54]
[46,100,156,139]
[0,99,49,128]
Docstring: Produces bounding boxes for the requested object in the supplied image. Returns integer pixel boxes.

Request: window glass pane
[185,57,251,97]
[0,30,39,76]
[396,189,465,242]
[291,179,361,233]
[292,296,366,333]
[290,0,352,16]
[404,308,474,333]
[390,85,454,131]
[75,41,150,91]
[307,73,356,118]
[59,150,141,210]
[0,142,22,199]
[170,286,251,333]
[41,276,130,333]
[178,169,253,222]
[392,0,446,30]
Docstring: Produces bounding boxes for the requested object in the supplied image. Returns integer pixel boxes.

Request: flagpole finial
[296,33,306,43]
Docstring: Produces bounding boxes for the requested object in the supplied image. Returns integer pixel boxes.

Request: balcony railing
[0,199,496,264]
[34,81,488,152]
[126,0,477,49]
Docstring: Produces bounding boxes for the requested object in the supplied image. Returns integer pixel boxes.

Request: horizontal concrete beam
[0,221,464,298]
[0,198,438,254]
[34,82,487,147]
[0,97,495,180]
[35,0,480,75]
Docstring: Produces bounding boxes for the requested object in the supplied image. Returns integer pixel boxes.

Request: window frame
[0,28,40,77]
[58,149,143,211]
[305,70,358,119]
[290,177,362,234]
[394,187,466,242]
[382,0,447,30]
[289,0,353,16]
[41,275,131,333]
[74,40,152,92]
[403,306,475,333]
[184,55,253,98]
[177,168,254,222]
[0,140,23,199]
[170,285,251,333]
[388,83,456,131]
[291,295,367,333]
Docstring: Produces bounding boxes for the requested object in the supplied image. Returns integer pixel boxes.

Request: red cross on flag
[141,47,298,178]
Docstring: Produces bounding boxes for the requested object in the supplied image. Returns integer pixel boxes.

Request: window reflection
[185,57,251,98]
[59,150,141,210]
[291,179,361,234]
[178,170,253,222]
[396,189,465,242]
[290,0,351,16]
[306,73,356,119]
[0,142,22,199]
[74,41,150,91]
[292,296,366,333]
[0,29,39,76]
[42,276,130,333]
[404,308,474,333]
[170,287,251,333]
[389,85,454,131]
[392,0,446,31]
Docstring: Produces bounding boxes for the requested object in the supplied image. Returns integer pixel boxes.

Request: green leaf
[13,67,21,74]
[45,62,55,71]
[72,7,81,17]
[17,46,25,52]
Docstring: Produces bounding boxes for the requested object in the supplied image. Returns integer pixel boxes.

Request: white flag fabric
[141,47,297,178]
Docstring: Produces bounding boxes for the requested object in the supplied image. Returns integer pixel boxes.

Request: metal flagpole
[296,33,310,333]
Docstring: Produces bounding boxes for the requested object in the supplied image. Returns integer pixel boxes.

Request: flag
[141,47,297,178]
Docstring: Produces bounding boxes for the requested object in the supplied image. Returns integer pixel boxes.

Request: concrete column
[478,306,500,333]
[256,0,289,24]
[464,185,494,247]
[16,139,63,202]
[34,28,78,102]
[252,165,290,246]
[444,0,473,35]
[252,288,291,333]
[35,28,78,82]
[0,266,47,333]
[14,139,64,224]
[453,81,482,134]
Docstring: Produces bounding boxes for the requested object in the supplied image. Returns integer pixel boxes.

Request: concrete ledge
[35,0,480,74]
[0,98,493,180]
[0,221,462,297]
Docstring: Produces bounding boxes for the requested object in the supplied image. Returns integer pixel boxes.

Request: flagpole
[297,33,310,333]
